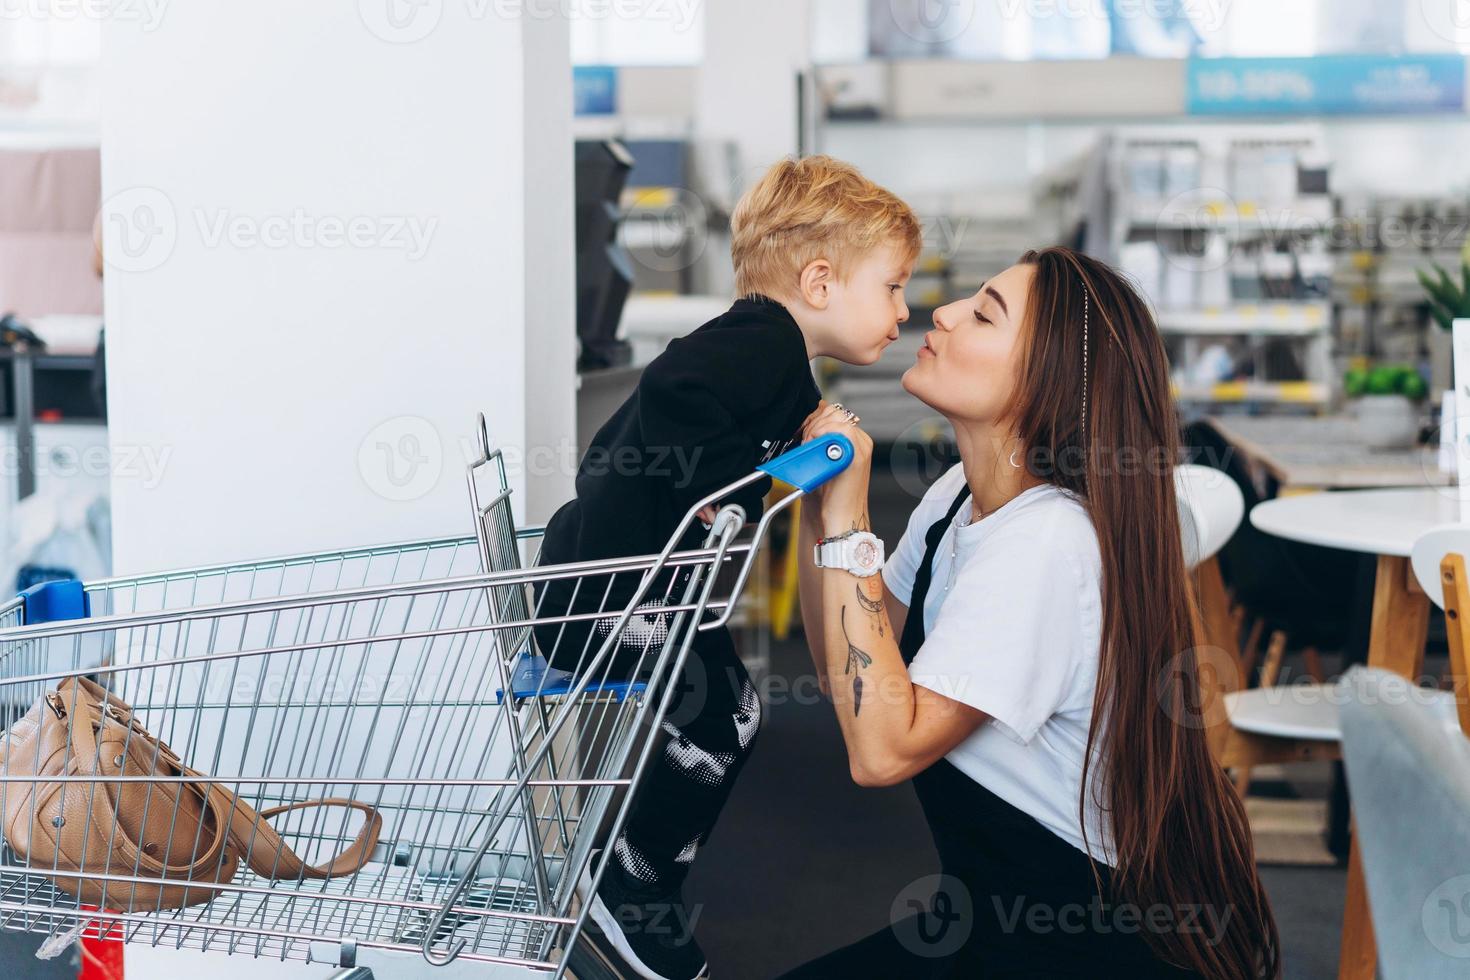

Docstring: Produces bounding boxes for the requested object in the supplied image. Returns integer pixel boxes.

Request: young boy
[533,156,921,980]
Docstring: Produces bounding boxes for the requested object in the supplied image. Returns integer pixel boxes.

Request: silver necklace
[943,495,974,593]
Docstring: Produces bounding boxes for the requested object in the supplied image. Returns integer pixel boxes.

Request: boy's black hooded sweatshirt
[535,296,820,669]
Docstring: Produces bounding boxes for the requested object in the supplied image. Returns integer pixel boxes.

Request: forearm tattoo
[840,605,872,716]
[856,582,884,636]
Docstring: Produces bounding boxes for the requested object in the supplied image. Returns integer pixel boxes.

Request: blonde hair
[730,156,923,300]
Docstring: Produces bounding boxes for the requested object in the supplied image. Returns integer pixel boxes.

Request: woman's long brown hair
[1011,247,1280,978]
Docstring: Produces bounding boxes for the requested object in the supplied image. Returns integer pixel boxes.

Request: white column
[100,3,573,977]
[102,0,575,578]
[695,0,811,189]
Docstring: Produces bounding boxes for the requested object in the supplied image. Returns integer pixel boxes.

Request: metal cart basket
[0,416,853,975]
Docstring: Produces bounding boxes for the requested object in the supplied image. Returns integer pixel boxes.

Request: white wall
[100,8,575,976]
[696,0,811,198]
[102,1,575,578]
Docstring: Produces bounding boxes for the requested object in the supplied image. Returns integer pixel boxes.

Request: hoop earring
[1008,448,1022,469]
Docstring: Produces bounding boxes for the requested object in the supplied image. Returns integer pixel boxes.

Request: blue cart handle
[757,433,855,493]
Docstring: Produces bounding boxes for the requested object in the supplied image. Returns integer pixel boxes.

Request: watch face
[854,540,878,569]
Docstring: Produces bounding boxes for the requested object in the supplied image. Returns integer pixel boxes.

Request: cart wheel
[327,970,373,980]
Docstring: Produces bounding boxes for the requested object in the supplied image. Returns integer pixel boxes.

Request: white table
[1210,416,1449,490]
[1252,488,1462,558]
[1251,487,1454,979]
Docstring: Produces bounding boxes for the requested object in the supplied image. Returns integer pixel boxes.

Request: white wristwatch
[813,530,885,578]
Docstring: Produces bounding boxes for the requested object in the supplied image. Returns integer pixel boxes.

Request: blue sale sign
[1187,55,1466,115]
[574,66,618,116]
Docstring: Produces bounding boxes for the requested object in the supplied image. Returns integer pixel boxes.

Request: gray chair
[1339,666,1470,979]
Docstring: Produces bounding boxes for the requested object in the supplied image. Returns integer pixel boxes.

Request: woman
[786,247,1279,978]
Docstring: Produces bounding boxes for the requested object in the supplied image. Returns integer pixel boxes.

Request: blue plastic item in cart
[496,651,646,704]
[17,578,89,624]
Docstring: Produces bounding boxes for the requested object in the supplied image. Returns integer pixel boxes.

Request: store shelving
[1126,195,1334,231]
[1171,380,1331,406]
[1156,302,1330,336]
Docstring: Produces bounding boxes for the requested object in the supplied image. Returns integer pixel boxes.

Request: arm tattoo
[840,606,872,675]
[840,606,872,717]
[856,583,884,636]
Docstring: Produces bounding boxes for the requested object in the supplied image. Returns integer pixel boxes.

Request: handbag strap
[224,796,383,881]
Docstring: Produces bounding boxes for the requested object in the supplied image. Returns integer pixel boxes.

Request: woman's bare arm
[796,419,984,786]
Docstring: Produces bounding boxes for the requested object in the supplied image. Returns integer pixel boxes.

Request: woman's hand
[802,402,874,534]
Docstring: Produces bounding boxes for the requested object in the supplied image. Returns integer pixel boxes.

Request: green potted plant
[1417,260,1470,332]
[1343,362,1428,450]
[1418,258,1470,392]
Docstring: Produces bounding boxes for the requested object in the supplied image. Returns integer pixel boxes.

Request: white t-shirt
[884,464,1113,864]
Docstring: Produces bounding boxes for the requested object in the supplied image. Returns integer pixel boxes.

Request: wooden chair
[1409,526,1470,737]
[1332,524,1470,978]
[1182,471,1369,976]
[1176,466,1344,780]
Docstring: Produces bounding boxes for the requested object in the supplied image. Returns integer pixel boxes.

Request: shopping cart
[0,416,854,976]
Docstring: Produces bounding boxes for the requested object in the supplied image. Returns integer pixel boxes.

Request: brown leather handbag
[1,676,383,912]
